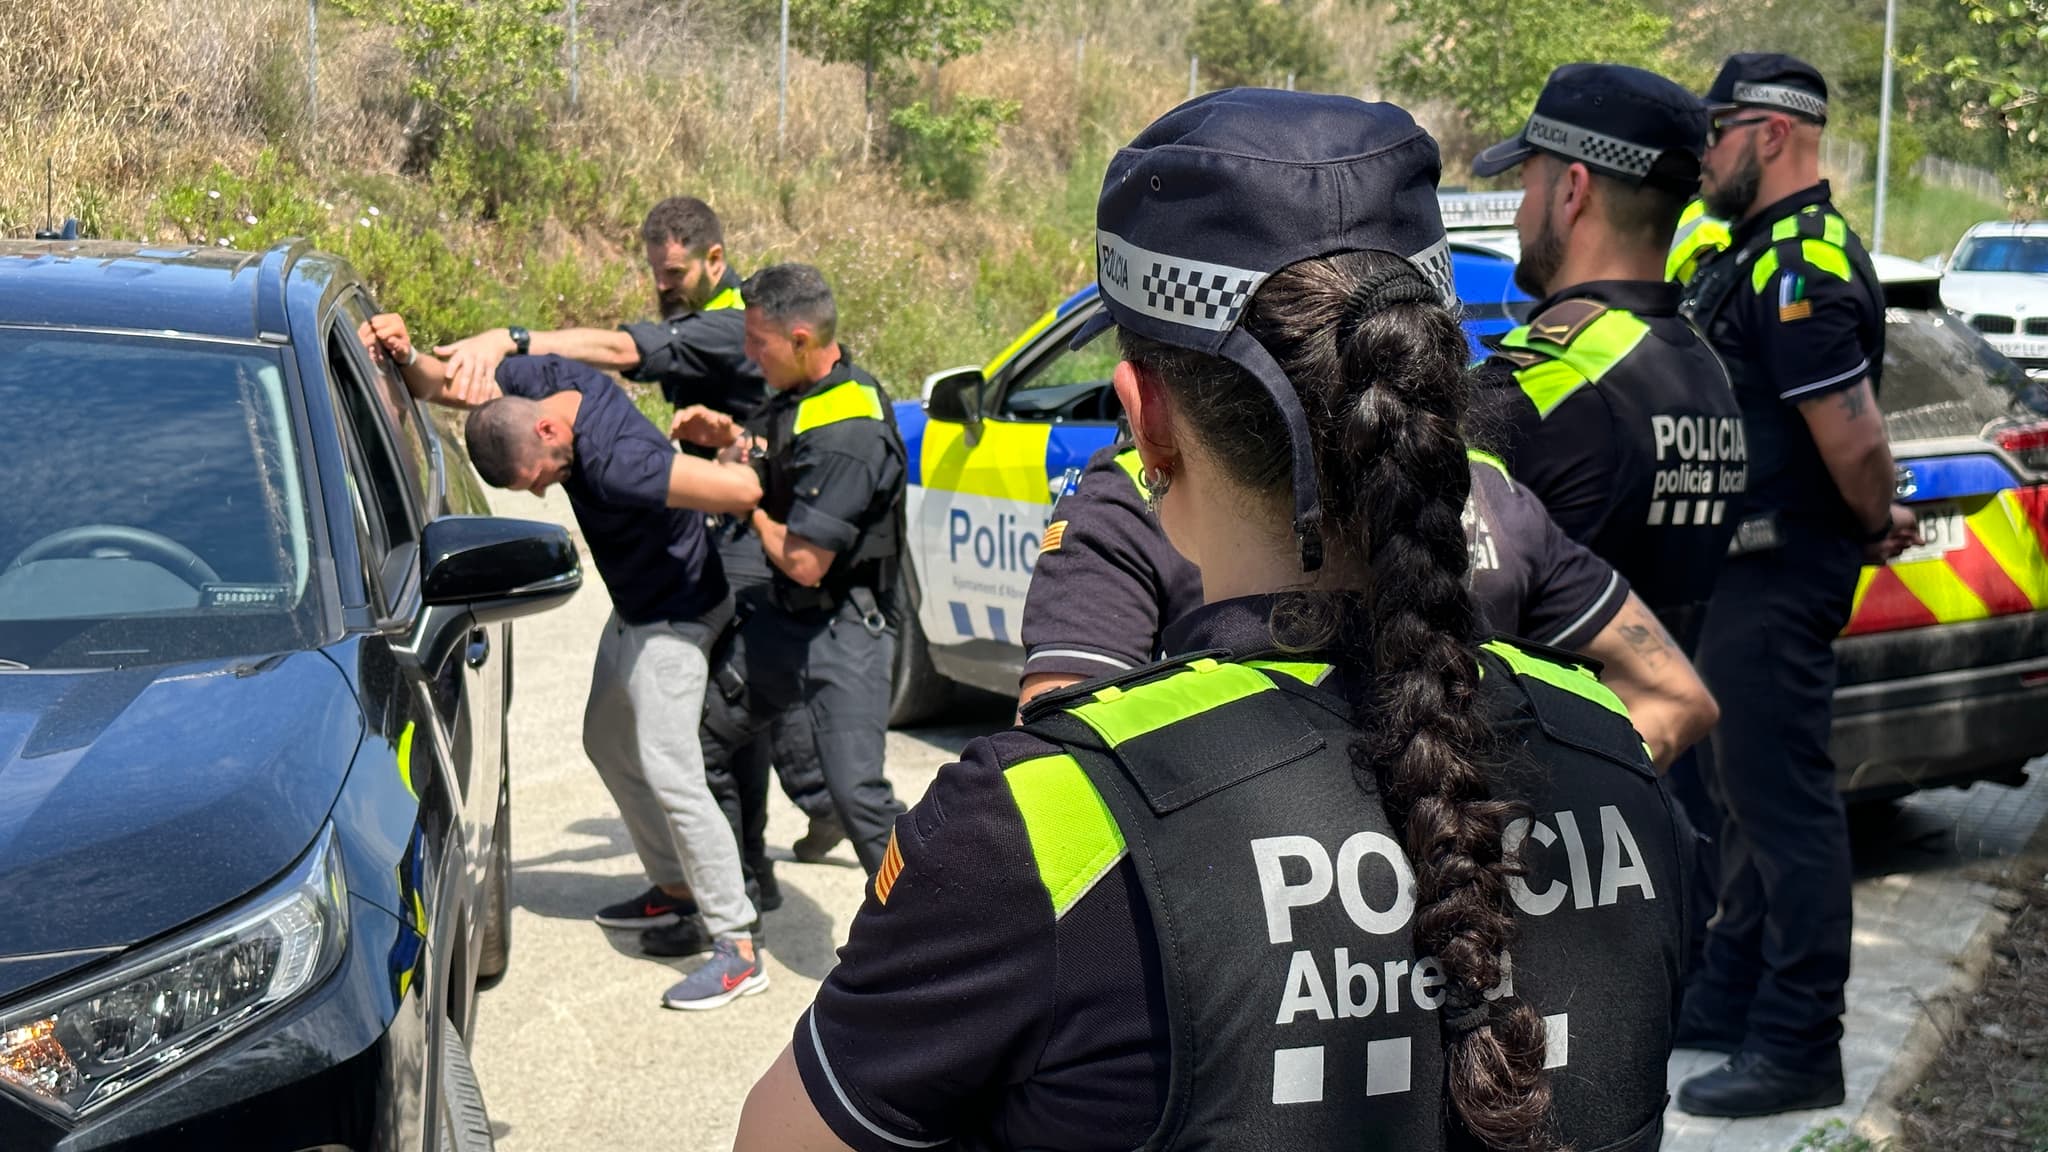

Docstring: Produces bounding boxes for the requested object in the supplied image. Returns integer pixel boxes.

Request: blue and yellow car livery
[890,243,1530,716]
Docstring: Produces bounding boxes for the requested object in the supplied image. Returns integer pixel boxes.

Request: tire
[476,775,511,984]
[888,563,955,728]
[439,1014,496,1152]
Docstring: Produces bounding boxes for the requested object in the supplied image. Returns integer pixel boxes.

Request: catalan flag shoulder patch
[874,828,905,905]
[1039,520,1069,555]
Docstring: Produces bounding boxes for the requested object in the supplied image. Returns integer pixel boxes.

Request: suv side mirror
[924,366,986,427]
[421,515,582,624]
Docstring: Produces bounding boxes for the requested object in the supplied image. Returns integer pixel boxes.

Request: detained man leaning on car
[363,312,775,1011]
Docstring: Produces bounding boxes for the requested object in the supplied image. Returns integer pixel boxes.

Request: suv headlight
[0,825,348,1117]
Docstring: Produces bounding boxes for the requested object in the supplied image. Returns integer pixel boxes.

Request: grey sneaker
[661,939,769,1011]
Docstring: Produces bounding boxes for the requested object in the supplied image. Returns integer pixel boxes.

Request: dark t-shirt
[494,355,726,624]
[1017,447,1624,683]
[1692,183,1884,537]
[796,597,1686,1152]
[619,269,768,421]
[1020,445,1205,679]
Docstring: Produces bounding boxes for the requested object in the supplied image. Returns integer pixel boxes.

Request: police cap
[1471,63,1707,191]
[1703,52,1830,124]
[1068,88,1454,572]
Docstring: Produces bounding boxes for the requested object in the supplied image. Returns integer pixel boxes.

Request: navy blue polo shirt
[1017,446,1625,683]
[494,355,726,625]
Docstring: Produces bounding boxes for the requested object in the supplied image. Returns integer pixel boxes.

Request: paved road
[471,485,2047,1152]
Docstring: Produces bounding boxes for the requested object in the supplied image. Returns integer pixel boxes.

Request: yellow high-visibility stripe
[702,285,745,312]
[793,379,886,435]
[1803,239,1852,282]
[1003,753,1126,919]
[1071,658,1273,747]
[1891,558,1987,621]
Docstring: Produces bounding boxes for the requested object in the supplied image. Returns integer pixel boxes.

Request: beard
[1514,200,1565,299]
[1703,140,1764,220]
[657,286,694,318]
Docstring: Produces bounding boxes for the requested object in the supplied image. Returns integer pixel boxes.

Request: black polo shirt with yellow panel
[1473,281,1744,649]
[795,595,1688,1152]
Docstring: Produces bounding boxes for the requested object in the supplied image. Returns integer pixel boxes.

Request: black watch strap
[508,325,531,356]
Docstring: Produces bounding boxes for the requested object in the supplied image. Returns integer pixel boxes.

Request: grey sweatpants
[583,612,756,939]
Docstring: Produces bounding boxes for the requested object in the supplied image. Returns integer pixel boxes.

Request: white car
[1939,221,2048,380]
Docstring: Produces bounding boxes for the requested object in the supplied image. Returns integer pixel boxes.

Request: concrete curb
[1853,789,2048,1145]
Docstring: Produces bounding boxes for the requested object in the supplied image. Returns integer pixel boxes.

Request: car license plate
[1895,502,1968,564]
[1996,337,2048,361]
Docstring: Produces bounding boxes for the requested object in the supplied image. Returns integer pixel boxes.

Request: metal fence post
[568,0,579,110]
[1874,0,1897,252]
[1190,56,1199,100]
[778,0,790,158]
[307,0,318,131]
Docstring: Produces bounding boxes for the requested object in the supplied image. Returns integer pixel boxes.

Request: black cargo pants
[1684,531,1863,1070]
[701,595,905,879]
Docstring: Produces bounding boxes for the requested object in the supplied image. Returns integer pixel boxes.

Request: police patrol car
[891,192,2048,805]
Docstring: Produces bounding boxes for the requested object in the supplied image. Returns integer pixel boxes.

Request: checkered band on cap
[1096,230,1267,333]
[1732,82,1827,120]
[1524,113,1658,177]
[1095,230,1459,337]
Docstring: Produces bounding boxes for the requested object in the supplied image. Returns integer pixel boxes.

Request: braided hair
[1119,249,1558,1151]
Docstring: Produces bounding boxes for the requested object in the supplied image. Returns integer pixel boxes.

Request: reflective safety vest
[761,363,907,598]
[1015,642,1682,1152]
[1667,199,1732,286]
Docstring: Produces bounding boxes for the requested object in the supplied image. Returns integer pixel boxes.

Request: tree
[1923,0,2046,202]
[1188,0,1334,90]
[1384,0,1670,146]
[335,0,566,181]
[771,0,1020,117]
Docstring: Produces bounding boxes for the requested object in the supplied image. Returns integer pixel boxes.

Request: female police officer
[736,89,1687,1152]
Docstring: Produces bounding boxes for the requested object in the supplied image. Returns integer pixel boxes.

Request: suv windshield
[0,330,322,669]
[1951,235,2048,274]
[1880,309,2044,442]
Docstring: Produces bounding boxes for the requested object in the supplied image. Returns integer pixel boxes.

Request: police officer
[435,196,851,890]
[1468,63,1745,653]
[736,90,1687,1152]
[657,264,910,961]
[1019,435,1717,765]
[435,196,764,430]
[1672,55,1920,1118]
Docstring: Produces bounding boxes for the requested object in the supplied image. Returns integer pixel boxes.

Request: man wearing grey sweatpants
[378,315,772,1012]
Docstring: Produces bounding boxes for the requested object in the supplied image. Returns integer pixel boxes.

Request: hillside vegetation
[0,0,2025,393]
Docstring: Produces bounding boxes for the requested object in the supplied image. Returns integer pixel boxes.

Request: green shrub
[888,97,1020,201]
[1189,0,1334,90]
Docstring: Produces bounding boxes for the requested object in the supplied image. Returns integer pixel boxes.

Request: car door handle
[465,628,490,669]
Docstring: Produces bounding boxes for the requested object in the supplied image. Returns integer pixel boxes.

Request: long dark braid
[1120,249,1558,1151]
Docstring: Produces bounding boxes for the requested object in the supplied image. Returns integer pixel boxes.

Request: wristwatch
[508,325,531,356]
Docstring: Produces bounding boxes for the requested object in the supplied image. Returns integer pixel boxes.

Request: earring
[1140,463,1173,511]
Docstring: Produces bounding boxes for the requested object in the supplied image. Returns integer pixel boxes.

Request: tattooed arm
[1581,593,1719,771]
[1801,379,1907,544]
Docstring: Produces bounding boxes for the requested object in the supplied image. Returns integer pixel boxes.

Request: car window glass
[336,293,432,506]
[0,330,321,668]
[1953,236,2048,275]
[999,315,1122,421]
[327,326,419,604]
[1879,309,2037,441]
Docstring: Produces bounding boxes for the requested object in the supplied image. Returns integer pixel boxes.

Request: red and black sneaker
[594,885,696,929]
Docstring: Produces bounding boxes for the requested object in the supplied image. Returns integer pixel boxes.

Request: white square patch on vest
[1271,1046,1324,1105]
[1544,1013,1570,1069]
[1365,1036,1413,1096]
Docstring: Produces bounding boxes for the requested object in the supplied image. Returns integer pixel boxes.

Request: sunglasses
[1707,115,1771,147]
